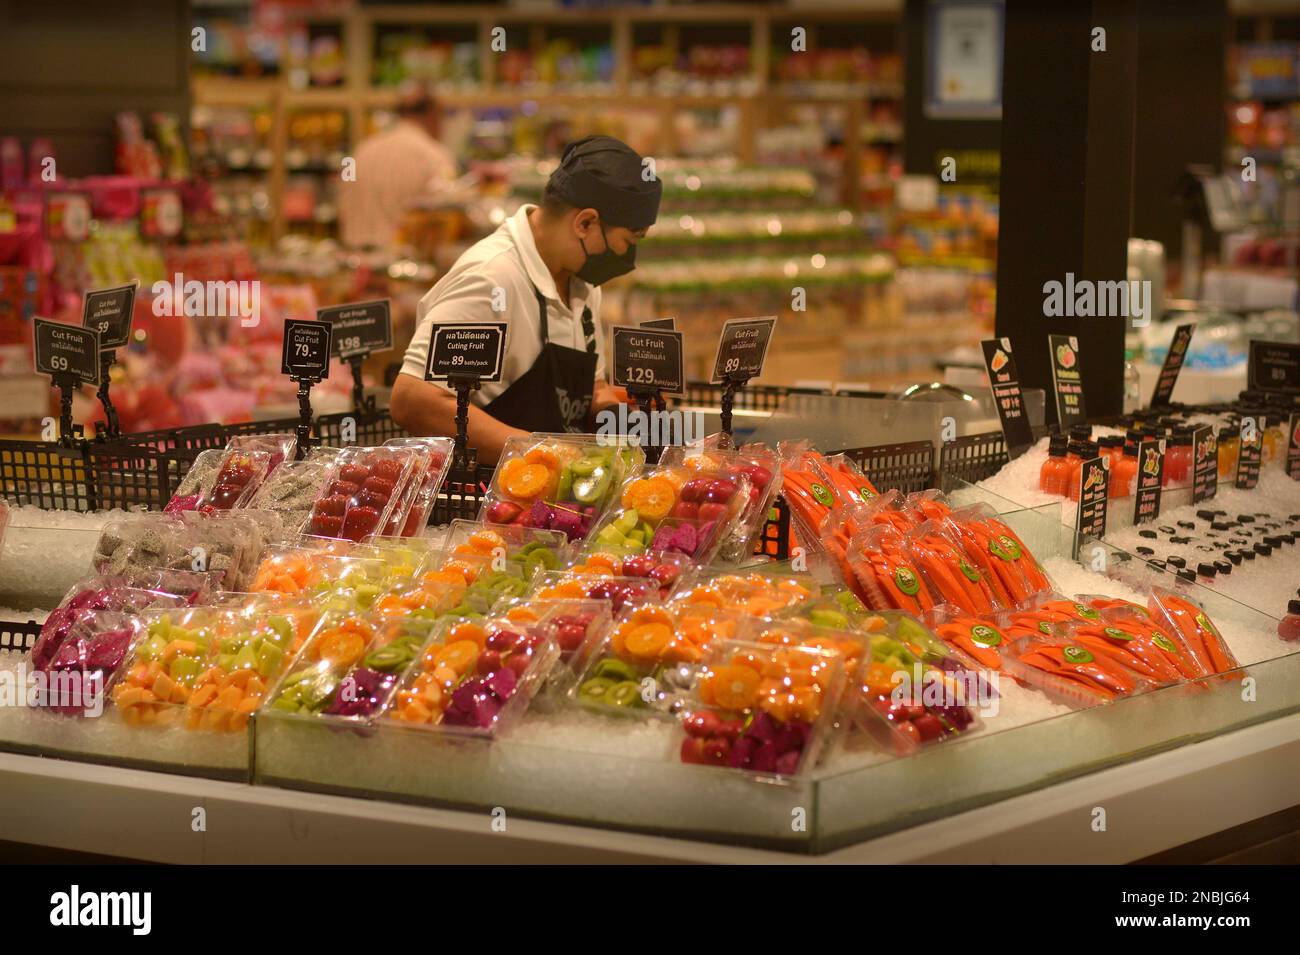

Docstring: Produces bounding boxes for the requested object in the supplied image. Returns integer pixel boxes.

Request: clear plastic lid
[197,448,273,511]
[305,445,422,544]
[381,437,455,537]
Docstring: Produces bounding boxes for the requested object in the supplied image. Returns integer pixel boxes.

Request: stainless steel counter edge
[2,710,1298,863]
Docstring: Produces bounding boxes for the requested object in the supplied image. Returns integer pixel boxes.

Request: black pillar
[995,0,1138,419]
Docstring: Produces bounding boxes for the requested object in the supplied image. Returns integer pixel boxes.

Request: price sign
[1133,439,1165,525]
[612,325,684,394]
[1248,340,1300,396]
[1047,334,1087,429]
[711,316,777,384]
[318,300,392,359]
[139,188,183,240]
[640,317,676,330]
[1235,419,1263,490]
[1287,413,1300,480]
[281,319,332,381]
[82,283,138,351]
[34,318,100,386]
[1075,455,1110,545]
[980,337,1034,457]
[1191,425,1218,503]
[425,322,507,382]
[46,191,91,242]
[1151,323,1195,407]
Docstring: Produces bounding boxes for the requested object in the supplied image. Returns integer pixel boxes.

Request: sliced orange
[524,446,561,470]
[707,665,760,710]
[500,459,552,500]
[620,477,677,521]
[447,621,487,648]
[468,529,507,554]
[624,622,672,659]
[317,630,367,668]
[431,639,480,675]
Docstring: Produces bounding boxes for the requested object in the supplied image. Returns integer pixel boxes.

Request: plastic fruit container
[164,448,225,513]
[384,614,558,737]
[668,570,817,619]
[307,446,421,543]
[382,437,454,537]
[533,572,665,614]
[480,436,642,541]
[247,457,336,532]
[660,443,781,561]
[676,639,845,779]
[32,576,192,673]
[571,602,741,717]
[197,448,272,511]
[38,611,144,717]
[436,520,570,580]
[264,612,380,717]
[1000,627,1155,708]
[563,550,693,601]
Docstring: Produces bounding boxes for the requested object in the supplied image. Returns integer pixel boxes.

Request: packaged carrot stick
[904,518,999,616]
[999,627,1156,708]
[844,524,936,615]
[1146,587,1240,676]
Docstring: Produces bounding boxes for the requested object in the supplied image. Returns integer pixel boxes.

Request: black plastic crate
[0,439,94,511]
[753,496,791,560]
[429,464,492,526]
[837,439,936,495]
[938,431,1008,485]
[315,409,408,448]
[0,618,40,654]
[87,442,168,511]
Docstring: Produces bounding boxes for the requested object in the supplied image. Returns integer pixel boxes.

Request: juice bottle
[1066,440,1096,501]
[1040,436,1068,495]
[1278,600,1300,643]
[1113,442,1138,497]
[1216,425,1239,480]
[1164,429,1191,486]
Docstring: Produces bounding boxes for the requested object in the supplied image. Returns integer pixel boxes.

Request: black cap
[1242,548,1256,560]
[1170,536,1191,545]
[1177,520,1195,529]
[1255,542,1273,556]
[1238,514,1255,523]
[1289,599,1300,615]
[1139,529,1157,539]
[1211,521,1232,531]
[1166,556,1186,568]
[1197,562,1217,577]
[548,136,663,230]
[1196,510,1216,520]
[1226,551,1242,565]
[1214,559,1231,574]
[1136,546,1154,555]
[1176,568,1196,582]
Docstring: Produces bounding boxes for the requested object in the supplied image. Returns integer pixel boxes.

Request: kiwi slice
[606,681,643,708]
[578,677,616,702]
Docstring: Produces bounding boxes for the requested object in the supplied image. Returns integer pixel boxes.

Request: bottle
[1279,600,1300,643]
[1123,349,1142,414]
[1040,437,1068,495]
[1165,429,1192,486]
[1217,425,1239,480]
[1067,440,1097,501]
[1114,442,1138,497]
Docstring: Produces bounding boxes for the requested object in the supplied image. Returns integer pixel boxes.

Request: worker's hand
[592,380,629,414]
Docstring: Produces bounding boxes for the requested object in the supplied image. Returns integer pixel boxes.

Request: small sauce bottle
[1040,436,1068,495]
[1279,599,1300,643]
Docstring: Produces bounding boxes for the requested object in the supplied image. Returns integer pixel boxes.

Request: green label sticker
[1153,634,1179,654]
[894,567,920,596]
[989,535,1022,561]
[959,559,981,583]
[1075,604,1100,620]
[1038,621,1053,635]
[1062,645,1094,664]
[858,487,875,501]
[1103,626,1134,642]
[811,483,834,507]
[1195,612,1222,640]
[970,624,1002,647]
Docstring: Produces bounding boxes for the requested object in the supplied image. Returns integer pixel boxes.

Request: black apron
[484,286,598,433]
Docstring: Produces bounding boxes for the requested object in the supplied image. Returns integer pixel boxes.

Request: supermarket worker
[391,135,662,461]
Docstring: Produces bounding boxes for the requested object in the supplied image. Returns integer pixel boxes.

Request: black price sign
[640,317,676,331]
[1075,455,1110,543]
[82,283,137,351]
[980,338,1034,458]
[319,300,392,359]
[612,325,684,395]
[1151,323,1195,407]
[1047,333,1087,429]
[281,319,332,381]
[1235,418,1263,490]
[711,316,777,384]
[1287,413,1300,481]
[1248,340,1300,396]
[426,322,507,382]
[1133,439,1165,525]
[34,318,100,385]
[1191,425,1218,504]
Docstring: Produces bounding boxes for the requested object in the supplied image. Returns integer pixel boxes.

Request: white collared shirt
[400,204,606,404]
[338,120,457,250]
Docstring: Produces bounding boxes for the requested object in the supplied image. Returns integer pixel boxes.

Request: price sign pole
[82,283,137,439]
[711,317,777,441]
[425,322,507,472]
[318,300,392,415]
[33,319,101,448]
[281,319,333,459]
[612,325,685,464]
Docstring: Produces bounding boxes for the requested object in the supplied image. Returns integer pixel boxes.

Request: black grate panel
[429,464,492,526]
[0,440,93,511]
[315,409,408,448]
[837,440,935,495]
[88,443,168,511]
[938,431,1009,485]
[0,619,40,654]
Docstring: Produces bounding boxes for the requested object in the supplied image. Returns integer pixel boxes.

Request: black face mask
[576,223,636,286]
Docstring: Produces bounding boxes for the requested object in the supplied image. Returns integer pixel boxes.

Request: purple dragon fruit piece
[484,666,517,700]
[774,750,802,776]
[788,719,813,747]
[727,735,757,768]
[32,610,76,670]
[550,507,583,540]
[650,525,676,553]
[773,725,804,756]
[50,639,87,672]
[526,500,552,529]
[669,522,698,555]
[693,521,717,558]
[747,710,778,743]
[66,589,102,612]
[85,629,133,672]
[750,739,780,773]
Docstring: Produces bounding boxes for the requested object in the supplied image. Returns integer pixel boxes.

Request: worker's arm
[592,378,627,415]
[390,374,526,463]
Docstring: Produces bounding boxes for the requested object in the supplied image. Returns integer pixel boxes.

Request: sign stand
[718,372,750,441]
[627,384,667,463]
[81,282,137,440]
[294,379,315,459]
[318,300,392,416]
[346,355,375,414]
[281,319,333,460]
[450,375,480,471]
[54,374,82,448]
[94,352,121,438]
